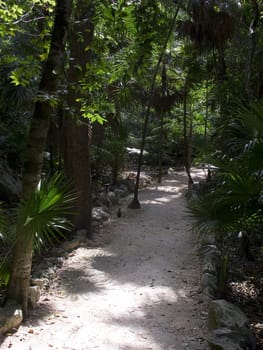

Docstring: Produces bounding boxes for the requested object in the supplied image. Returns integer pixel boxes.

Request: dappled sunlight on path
[1,169,208,350]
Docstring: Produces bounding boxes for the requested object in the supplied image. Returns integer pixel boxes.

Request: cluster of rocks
[200,236,256,350]
[91,172,153,222]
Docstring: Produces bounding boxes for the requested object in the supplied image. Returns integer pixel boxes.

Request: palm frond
[187,193,238,237]
[218,101,263,155]
[18,173,76,252]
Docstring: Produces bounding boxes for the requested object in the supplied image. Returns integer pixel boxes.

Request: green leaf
[18,174,76,252]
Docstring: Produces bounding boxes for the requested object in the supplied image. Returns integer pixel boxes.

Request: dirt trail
[1,169,209,350]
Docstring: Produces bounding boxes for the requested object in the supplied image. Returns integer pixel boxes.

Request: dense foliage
[0,0,262,330]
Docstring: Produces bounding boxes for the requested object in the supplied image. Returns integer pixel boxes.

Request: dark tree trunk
[63,118,92,233]
[7,0,72,316]
[246,0,259,100]
[217,47,227,119]
[63,0,95,237]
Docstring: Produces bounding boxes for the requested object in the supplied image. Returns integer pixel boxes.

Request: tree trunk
[128,3,181,209]
[63,118,92,233]
[157,64,167,184]
[7,0,72,317]
[217,47,227,119]
[157,110,165,184]
[204,79,208,140]
[187,103,193,179]
[62,0,95,237]
[183,83,193,189]
[245,0,259,100]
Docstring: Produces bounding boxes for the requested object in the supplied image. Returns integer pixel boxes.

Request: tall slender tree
[128,1,181,208]
[7,0,72,316]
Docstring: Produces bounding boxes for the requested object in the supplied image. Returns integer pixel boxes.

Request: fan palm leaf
[18,173,76,252]
[218,101,263,156]
[188,159,263,237]
[187,192,239,237]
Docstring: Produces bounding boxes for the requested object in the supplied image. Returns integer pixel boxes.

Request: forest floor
[0,169,210,350]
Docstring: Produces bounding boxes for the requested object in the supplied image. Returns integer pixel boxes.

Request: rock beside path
[208,299,256,350]
[0,301,23,335]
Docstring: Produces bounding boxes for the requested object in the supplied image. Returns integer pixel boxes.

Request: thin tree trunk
[204,79,208,140]
[216,47,227,119]
[7,0,72,316]
[187,103,193,178]
[128,2,181,209]
[157,64,167,184]
[183,83,193,189]
[157,110,164,184]
[246,0,259,100]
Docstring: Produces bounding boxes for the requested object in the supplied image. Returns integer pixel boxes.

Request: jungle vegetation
[0,0,262,330]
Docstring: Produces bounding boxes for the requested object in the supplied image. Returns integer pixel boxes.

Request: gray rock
[93,199,110,213]
[203,285,218,300]
[75,229,87,242]
[120,179,135,193]
[62,238,81,251]
[0,301,23,334]
[113,188,126,198]
[208,300,248,331]
[44,257,58,265]
[201,245,221,263]
[56,256,64,266]
[50,247,65,256]
[44,267,57,279]
[201,235,217,246]
[208,300,256,350]
[29,285,41,308]
[119,184,129,196]
[92,207,110,221]
[91,220,101,231]
[203,260,218,274]
[202,273,218,298]
[199,238,223,300]
[208,327,256,350]
[108,191,120,205]
[98,195,112,210]
[208,335,242,350]
[30,278,48,289]
[36,262,47,271]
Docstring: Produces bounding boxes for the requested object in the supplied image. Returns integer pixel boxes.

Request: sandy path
[1,169,208,350]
